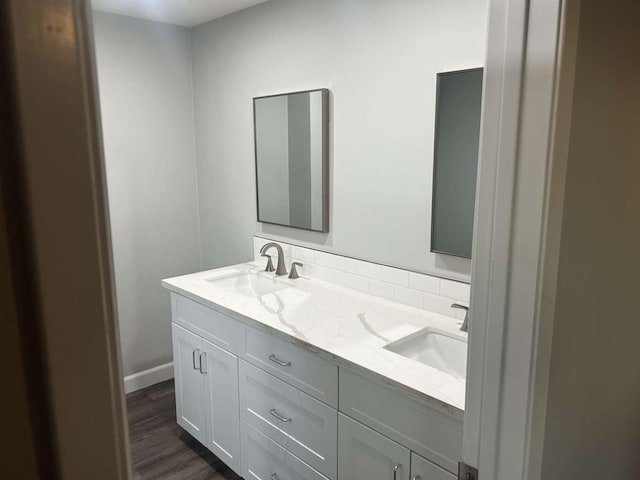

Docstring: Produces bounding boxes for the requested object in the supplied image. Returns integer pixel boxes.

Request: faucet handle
[451,303,470,332]
[451,303,469,311]
[288,262,303,279]
[261,253,275,273]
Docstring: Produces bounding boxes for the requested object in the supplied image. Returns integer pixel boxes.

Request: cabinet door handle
[411,476,421,480]
[269,408,292,423]
[392,464,401,480]
[270,474,280,480]
[192,348,200,370]
[199,352,207,374]
[268,354,291,367]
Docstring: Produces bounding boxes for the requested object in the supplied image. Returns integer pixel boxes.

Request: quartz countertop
[162,262,466,420]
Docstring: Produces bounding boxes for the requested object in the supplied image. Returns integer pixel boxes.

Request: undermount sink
[384,327,467,379]
[206,270,292,297]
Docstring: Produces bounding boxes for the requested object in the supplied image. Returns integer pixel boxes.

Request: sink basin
[384,327,467,379]
[206,271,292,297]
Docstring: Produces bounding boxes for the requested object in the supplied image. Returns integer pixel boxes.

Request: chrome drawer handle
[268,354,291,367]
[393,464,401,480]
[192,348,200,370]
[269,408,292,423]
[270,474,280,480]
[199,352,207,374]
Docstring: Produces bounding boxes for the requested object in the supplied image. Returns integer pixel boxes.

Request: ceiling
[91,0,269,28]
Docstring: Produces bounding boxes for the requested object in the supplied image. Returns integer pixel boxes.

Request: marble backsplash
[253,236,470,320]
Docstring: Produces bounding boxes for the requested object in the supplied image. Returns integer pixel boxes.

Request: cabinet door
[202,338,241,471]
[172,323,206,444]
[338,414,410,480]
[410,452,456,480]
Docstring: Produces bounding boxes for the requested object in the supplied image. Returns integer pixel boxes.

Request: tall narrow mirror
[254,89,329,233]
[431,68,484,258]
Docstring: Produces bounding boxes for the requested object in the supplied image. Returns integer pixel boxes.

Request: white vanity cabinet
[168,292,462,480]
[171,322,241,471]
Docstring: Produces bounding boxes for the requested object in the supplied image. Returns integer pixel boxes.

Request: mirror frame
[253,88,330,233]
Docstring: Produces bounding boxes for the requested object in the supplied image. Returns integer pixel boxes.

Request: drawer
[239,360,337,480]
[242,422,329,480]
[171,293,238,353]
[240,325,338,407]
[339,368,462,473]
[411,452,456,480]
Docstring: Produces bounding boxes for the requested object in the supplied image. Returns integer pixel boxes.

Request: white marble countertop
[162,262,466,420]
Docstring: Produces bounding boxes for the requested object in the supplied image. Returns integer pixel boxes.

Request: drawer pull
[269,408,292,423]
[192,348,200,370]
[393,464,401,480]
[268,354,291,367]
[270,474,280,480]
[199,352,207,374]
[411,476,421,480]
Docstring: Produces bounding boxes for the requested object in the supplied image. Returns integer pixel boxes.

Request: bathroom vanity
[162,242,468,480]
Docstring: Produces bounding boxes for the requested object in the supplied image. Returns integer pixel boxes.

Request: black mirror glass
[431,68,483,258]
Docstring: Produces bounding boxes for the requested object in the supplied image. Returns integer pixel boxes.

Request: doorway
[1,1,583,479]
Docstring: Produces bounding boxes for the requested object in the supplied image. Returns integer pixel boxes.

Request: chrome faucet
[451,303,470,332]
[259,242,288,276]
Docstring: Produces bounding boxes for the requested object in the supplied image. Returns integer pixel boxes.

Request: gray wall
[192,0,488,281]
[93,12,201,376]
[541,1,640,478]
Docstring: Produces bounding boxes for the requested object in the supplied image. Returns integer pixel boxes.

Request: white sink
[384,327,467,379]
[206,271,292,297]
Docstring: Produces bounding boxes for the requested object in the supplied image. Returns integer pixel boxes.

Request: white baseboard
[123,362,174,394]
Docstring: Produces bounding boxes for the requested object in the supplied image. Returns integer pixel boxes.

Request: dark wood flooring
[126,379,242,480]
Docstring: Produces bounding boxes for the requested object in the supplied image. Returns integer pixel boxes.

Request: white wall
[92,0,487,378]
[191,0,488,281]
[541,1,640,478]
[93,12,201,376]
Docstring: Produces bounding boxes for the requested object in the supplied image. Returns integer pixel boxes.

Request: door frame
[2,0,129,478]
[1,0,581,479]
[464,0,580,478]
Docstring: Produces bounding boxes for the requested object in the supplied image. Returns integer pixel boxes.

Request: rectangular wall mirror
[254,89,329,233]
[431,68,484,259]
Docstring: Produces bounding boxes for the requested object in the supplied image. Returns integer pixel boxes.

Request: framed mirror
[431,68,483,259]
[254,88,329,232]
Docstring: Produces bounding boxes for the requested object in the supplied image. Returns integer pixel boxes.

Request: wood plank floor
[126,379,242,480]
